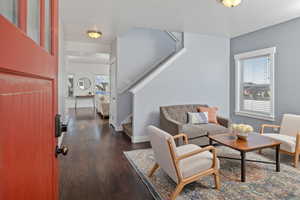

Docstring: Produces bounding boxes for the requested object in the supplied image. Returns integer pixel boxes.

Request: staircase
[118,31,184,95]
[119,31,184,140]
[122,122,132,138]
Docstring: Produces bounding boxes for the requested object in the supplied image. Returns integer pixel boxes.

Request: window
[27,0,40,44]
[67,74,74,97]
[234,47,276,121]
[45,0,52,53]
[95,75,109,95]
[0,0,18,25]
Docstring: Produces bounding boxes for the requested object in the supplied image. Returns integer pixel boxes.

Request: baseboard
[131,135,149,143]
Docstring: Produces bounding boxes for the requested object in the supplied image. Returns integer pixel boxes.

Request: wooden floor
[59,108,153,200]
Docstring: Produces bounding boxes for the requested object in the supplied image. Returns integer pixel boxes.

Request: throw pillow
[197,106,219,124]
[187,112,209,124]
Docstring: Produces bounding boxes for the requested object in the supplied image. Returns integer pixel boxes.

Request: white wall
[117,28,175,91]
[66,62,109,108]
[115,28,176,127]
[58,17,66,121]
[132,33,230,141]
[66,62,109,74]
[109,39,118,127]
[58,2,67,147]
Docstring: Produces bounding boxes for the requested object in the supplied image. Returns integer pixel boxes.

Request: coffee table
[208,133,281,182]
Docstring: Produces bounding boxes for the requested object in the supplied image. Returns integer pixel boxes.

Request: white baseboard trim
[131,135,149,143]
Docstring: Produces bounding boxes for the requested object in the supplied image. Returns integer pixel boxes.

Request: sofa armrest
[217,116,229,128]
[160,109,183,136]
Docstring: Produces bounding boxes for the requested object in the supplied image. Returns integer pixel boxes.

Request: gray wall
[116,28,176,126]
[230,17,300,130]
[133,33,230,139]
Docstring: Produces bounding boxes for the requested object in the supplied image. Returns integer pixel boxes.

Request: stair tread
[122,123,132,137]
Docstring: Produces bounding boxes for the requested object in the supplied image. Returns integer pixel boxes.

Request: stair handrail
[118,52,176,94]
[118,32,184,94]
[165,31,179,42]
[129,47,186,95]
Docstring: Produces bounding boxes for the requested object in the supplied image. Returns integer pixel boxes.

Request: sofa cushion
[201,124,229,135]
[189,137,211,147]
[197,106,219,124]
[176,144,219,179]
[187,112,209,124]
[182,123,228,139]
[182,124,207,138]
[262,133,296,153]
[162,104,208,124]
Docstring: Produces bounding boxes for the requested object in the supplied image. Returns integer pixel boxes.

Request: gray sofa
[160,104,229,146]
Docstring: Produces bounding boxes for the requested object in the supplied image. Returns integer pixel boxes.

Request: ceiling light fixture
[87,30,102,39]
[221,0,241,8]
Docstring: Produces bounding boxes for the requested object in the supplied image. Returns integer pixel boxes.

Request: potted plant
[231,124,254,140]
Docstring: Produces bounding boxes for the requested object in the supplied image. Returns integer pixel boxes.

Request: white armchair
[147,126,220,200]
[95,95,109,118]
[260,114,300,167]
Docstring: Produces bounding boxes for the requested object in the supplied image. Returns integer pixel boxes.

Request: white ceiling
[67,53,110,64]
[64,41,111,64]
[61,0,300,46]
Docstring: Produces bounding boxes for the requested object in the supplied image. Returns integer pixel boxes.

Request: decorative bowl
[231,124,254,141]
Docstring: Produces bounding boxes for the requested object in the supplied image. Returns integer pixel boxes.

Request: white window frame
[234,47,276,121]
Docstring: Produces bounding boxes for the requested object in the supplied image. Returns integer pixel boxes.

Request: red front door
[0,1,59,199]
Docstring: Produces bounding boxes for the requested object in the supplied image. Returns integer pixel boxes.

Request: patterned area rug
[124,146,300,200]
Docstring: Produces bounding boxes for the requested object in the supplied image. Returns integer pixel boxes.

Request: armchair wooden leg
[213,171,221,190]
[148,163,159,177]
[170,182,185,200]
[294,152,299,168]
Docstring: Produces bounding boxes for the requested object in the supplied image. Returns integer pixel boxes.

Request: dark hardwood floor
[59,108,153,200]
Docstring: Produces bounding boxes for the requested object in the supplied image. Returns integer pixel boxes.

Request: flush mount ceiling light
[87,30,102,39]
[221,0,241,8]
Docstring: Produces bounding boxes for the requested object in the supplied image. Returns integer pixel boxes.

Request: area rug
[124,146,300,200]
